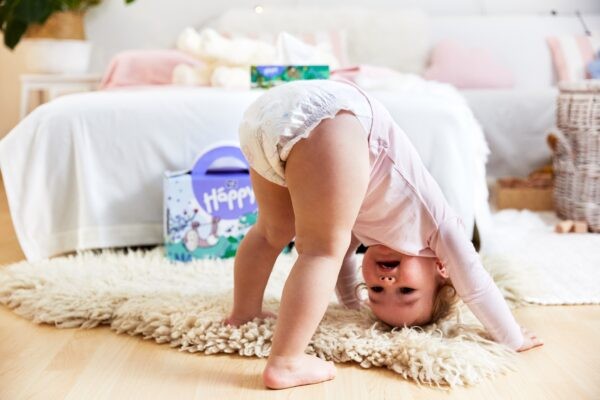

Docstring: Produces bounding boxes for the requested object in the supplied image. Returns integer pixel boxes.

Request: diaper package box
[164,143,258,262]
[251,65,330,88]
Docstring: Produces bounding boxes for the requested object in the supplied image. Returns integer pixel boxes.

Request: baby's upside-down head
[356,245,458,327]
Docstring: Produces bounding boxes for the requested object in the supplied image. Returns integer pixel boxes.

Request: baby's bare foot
[263,354,336,389]
[222,310,277,327]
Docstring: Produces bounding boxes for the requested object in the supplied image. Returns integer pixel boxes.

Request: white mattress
[0,85,491,261]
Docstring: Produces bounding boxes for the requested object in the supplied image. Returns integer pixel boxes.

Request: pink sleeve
[429,217,524,350]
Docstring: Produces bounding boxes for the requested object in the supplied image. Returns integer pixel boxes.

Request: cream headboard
[209,6,431,74]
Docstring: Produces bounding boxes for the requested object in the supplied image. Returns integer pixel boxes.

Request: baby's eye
[399,287,415,295]
[370,286,383,293]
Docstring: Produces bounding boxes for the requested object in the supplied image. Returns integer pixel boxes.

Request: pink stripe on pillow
[547,36,570,82]
[575,36,595,60]
[547,35,598,82]
[575,36,595,78]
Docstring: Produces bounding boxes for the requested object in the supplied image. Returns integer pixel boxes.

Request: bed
[0,82,491,261]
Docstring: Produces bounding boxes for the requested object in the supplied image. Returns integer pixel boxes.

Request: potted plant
[0,0,135,73]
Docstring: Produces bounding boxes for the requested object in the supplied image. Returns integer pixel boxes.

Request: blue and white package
[163,143,257,262]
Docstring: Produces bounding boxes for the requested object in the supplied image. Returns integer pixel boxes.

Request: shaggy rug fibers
[0,247,526,387]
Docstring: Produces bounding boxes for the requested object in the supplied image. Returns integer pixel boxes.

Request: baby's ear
[436,259,448,279]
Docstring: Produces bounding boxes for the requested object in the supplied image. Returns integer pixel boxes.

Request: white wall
[1,0,599,137]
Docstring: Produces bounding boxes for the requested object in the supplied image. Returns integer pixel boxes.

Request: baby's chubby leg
[263,111,370,389]
[224,169,295,327]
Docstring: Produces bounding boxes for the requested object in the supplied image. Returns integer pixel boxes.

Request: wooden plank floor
[1,177,599,400]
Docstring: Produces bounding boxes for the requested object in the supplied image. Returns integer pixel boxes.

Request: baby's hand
[517,326,544,352]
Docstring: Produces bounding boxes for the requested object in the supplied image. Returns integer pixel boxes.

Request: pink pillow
[423,40,515,89]
[99,49,204,90]
[547,35,600,82]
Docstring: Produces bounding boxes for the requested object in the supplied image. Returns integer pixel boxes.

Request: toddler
[224,78,542,389]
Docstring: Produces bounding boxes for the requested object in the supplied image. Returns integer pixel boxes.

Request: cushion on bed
[423,39,515,89]
[99,49,205,90]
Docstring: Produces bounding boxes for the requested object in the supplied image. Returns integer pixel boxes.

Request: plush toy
[172,28,340,89]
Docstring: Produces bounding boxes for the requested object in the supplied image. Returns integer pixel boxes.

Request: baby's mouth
[377,261,400,269]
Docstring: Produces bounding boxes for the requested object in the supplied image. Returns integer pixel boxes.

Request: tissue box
[164,143,258,262]
[251,65,330,88]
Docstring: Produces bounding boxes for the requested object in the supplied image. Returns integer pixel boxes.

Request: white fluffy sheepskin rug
[0,247,525,388]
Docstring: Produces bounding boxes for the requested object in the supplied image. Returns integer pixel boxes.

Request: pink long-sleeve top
[241,78,523,349]
[332,79,524,350]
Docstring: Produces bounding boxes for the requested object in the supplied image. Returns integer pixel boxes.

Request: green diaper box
[251,65,330,88]
[163,143,258,262]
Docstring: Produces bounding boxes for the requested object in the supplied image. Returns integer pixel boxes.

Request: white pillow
[274,32,341,68]
[222,30,347,68]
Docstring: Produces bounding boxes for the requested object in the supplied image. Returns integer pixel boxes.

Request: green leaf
[1,0,136,50]
[13,0,53,23]
[4,19,27,49]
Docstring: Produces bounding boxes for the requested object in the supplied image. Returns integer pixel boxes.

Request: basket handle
[547,131,573,160]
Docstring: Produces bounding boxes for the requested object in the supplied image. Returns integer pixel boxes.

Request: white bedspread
[461,88,558,179]
[0,84,491,261]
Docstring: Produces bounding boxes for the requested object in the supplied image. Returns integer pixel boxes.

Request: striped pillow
[547,35,600,82]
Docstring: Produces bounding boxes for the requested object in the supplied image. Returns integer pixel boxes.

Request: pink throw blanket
[99,49,205,90]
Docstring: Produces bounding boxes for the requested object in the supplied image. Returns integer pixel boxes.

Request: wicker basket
[24,11,85,40]
[553,80,600,232]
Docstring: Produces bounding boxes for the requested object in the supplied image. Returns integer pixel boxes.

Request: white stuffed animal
[173,27,340,89]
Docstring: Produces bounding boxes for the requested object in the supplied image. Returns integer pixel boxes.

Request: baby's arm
[335,233,362,310]
[429,217,526,350]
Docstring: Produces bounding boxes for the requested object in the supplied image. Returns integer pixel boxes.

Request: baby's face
[361,245,447,327]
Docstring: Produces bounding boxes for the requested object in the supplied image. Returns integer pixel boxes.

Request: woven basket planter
[553,80,600,232]
[24,11,85,40]
[17,11,91,74]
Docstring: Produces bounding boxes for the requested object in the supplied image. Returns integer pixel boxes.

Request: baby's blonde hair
[429,279,459,324]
